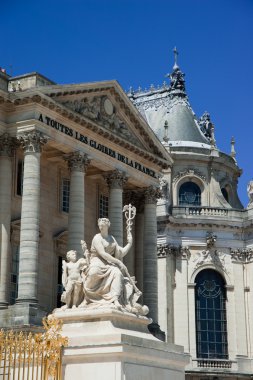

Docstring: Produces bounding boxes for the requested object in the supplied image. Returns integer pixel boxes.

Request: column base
[148,321,166,341]
[0,303,47,329]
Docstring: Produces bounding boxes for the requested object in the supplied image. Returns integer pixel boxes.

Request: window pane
[99,194,108,218]
[61,178,70,213]
[195,269,228,359]
[10,245,20,304]
[179,182,201,206]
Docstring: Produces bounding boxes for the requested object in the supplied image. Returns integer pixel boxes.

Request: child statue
[61,249,87,309]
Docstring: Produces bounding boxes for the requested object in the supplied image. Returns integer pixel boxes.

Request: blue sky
[1,0,253,205]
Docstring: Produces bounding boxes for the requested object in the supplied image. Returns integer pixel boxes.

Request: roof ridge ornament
[166,47,187,98]
[173,46,179,70]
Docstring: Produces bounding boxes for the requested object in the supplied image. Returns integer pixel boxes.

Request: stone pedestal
[53,309,188,380]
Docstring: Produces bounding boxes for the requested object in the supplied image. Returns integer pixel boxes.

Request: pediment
[53,91,147,150]
[11,80,172,165]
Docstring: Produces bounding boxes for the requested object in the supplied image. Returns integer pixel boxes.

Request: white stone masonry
[104,170,127,247]
[0,134,17,308]
[16,131,47,304]
[143,186,160,323]
[65,152,90,257]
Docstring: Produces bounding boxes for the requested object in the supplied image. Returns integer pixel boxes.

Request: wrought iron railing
[0,316,67,380]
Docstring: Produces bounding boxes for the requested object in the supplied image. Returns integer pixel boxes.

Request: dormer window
[179,181,201,206]
[221,187,229,202]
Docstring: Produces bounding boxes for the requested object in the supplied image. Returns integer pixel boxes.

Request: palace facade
[128,54,253,379]
[0,70,171,338]
[1,54,253,380]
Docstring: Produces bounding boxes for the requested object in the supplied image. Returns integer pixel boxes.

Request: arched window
[195,269,228,359]
[179,181,201,206]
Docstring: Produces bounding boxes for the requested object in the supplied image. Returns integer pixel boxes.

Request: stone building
[0,69,171,336]
[1,52,253,380]
[128,51,253,379]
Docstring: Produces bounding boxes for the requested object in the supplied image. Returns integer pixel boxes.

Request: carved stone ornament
[173,168,206,183]
[247,181,253,208]
[194,249,226,272]
[62,96,142,148]
[18,131,48,153]
[104,170,128,189]
[159,177,168,199]
[144,186,162,204]
[157,243,190,260]
[64,152,90,172]
[206,232,217,249]
[230,248,253,263]
[157,243,180,258]
[0,133,19,157]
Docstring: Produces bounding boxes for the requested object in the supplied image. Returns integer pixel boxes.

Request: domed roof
[128,53,212,147]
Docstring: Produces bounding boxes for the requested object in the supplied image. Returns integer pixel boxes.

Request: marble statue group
[60,204,149,316]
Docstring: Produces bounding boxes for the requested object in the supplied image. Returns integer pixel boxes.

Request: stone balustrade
[172,206,245,220]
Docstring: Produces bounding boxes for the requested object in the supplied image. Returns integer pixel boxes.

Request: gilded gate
[0,316,67,380]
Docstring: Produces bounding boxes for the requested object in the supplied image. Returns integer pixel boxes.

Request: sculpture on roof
[198,111,213,140]
[247,181,253,208]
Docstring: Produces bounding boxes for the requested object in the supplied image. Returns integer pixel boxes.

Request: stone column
[104,170,127,247]
[143,186,160,323]
[16,131,47,304]
[0,133,17,308]
[65,152,90,257]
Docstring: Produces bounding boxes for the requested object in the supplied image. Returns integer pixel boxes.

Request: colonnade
[0,130,160,325]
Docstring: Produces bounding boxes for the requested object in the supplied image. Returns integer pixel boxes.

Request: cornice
[5,90,170,170]
[164,216,244,231]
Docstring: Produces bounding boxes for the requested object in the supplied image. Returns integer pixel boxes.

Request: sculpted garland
[60,204,148,316]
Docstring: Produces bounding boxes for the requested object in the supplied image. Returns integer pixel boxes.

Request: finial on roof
[173,47,179,70]
[163,120,169,142]
[231,136,236,161]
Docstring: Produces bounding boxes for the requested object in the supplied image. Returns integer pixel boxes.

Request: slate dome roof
[128,54,212,148]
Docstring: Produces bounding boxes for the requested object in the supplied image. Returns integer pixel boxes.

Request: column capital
[0,133,18,157]
[18,131,48,153]
[144,186,161,204]
[104,170,128,189]
[64,151,90,172]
